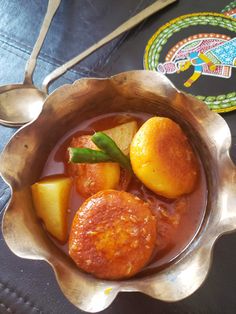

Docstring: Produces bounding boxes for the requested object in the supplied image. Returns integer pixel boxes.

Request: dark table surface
[0,1,236,313]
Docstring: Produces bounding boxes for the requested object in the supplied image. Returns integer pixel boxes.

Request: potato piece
[130,117,199,198]
[103,121,138,155]
[75,161,120,198]
[31,176,72,242]
[67,121,137,197]
[68,136,120,198]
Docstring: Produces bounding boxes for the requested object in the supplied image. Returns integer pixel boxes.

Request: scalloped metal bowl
[0,71,236,312]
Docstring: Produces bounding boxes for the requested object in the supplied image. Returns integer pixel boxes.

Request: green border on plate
[144,13,236,113]
[221,1,236,13]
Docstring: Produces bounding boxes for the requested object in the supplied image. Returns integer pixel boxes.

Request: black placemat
[0,0,235,313]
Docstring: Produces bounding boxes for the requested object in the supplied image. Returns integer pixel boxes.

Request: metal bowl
[0,71,235,312]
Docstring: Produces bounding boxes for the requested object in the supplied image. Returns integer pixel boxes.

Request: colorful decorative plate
[222,1,236,14]
[144,12,236,113]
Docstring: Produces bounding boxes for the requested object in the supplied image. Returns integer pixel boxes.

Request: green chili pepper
[68,147,112,163]
[91,132,132,171]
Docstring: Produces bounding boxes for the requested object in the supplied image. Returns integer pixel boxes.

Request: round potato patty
[69,190,157,279]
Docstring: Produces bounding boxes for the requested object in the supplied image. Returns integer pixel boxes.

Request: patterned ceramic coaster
[222,1,236,18]
[222,1,236,14]
[224,9,236,19]
[144,12,236,113]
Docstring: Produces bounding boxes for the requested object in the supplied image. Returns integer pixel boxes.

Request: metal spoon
[0,0,176,127]
[0,0,61,127]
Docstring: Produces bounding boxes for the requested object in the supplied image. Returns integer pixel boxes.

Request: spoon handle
[42,0,177,93]
[24,0,61,85]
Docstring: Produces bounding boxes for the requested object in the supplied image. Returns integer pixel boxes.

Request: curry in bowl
[31,111,207,280]
[1,71,235,312]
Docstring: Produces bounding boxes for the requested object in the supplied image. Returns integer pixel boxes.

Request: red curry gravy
[41,112,207,271]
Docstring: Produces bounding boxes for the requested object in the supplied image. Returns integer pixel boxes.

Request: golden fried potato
[69,190,157,280]
[31,175,72,243]
[67,135,120,198]
[130,117,199,198]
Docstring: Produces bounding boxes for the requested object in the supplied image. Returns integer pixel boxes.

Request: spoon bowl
[0,85,46,126]
[0,0,61,127]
